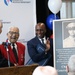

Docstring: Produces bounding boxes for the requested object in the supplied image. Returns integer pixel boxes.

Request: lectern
[0,64,38,75]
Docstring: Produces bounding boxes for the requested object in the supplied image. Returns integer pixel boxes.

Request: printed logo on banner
[4,0,12,6]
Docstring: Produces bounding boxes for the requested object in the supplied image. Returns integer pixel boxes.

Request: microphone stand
[6,44,10,67]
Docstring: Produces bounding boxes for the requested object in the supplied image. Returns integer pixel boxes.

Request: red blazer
[0,42,25,67]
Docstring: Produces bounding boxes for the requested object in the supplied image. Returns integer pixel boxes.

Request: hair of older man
[32,66,58,75]
[8,26,19,32]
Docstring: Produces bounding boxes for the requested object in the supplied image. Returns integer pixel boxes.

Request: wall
[60,0,75,19]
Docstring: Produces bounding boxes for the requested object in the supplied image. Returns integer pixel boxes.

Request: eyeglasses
[36,29,44,32]
[9,31,19,35]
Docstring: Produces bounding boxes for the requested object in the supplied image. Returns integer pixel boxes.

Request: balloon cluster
[46,0,62,30]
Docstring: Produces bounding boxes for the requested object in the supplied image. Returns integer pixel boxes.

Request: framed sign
[53,18,75,75]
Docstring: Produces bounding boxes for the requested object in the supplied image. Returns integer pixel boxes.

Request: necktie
[41,38,45,45]
[41,38,46,48]
[12,43,18,63]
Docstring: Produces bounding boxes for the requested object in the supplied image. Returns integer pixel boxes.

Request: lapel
[8,45,17,63]
[0,42,25,65]
[16,43,24,65]
[36,37,46,48]
[0,44,17,64]
[35,37,42,44]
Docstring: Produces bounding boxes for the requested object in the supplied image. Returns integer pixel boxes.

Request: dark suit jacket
[27,36,53,66]
[0,42,25,68]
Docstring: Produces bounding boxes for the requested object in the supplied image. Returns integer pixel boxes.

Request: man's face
[35,23,46,38]
[7,27,19,43]
[68,27,75,37]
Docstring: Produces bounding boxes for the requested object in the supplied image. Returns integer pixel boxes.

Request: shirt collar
[38,37,46,44]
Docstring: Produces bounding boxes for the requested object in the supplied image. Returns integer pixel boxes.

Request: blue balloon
[46,14,59,30]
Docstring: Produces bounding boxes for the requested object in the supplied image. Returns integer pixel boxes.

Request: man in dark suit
[0,26,25,67]
[27,22,53,66]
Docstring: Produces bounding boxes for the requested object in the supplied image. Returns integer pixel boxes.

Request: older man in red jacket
[0,26,25,67]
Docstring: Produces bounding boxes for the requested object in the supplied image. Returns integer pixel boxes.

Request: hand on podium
[14,63,19,66]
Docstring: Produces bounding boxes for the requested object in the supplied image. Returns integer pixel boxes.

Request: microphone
[2,42,7,49]
[2,42,9,49]
[2,39,10,48]
[2,42,6,45]
[6,39,9,47]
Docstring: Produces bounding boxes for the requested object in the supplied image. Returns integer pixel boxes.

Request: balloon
[46,14,59,30]
[48,0,62,14]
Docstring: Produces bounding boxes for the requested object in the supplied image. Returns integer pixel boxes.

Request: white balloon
[48,0,62,14]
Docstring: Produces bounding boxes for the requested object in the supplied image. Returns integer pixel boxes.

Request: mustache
[10,37,17,39]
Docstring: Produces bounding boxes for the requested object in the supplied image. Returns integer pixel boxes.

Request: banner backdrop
[0,0,36,64]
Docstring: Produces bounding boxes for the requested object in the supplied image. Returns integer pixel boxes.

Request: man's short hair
[8,26,19,33]
[66,22,75,29]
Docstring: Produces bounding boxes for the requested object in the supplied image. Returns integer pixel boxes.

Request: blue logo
[4,0,12,6]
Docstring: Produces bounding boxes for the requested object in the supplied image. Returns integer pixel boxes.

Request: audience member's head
[32,66,58,75]
[0,21,3,34]
[66,55,75,75]
[35,22,46,39]
[7,26,19,43]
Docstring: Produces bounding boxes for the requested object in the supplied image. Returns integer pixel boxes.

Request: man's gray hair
[8,26,19,32]
[68,55,75,72]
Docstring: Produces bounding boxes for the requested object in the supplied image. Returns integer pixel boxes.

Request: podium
[0,64,38,75]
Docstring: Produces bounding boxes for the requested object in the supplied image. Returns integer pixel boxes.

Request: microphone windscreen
[2,42,6,45]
